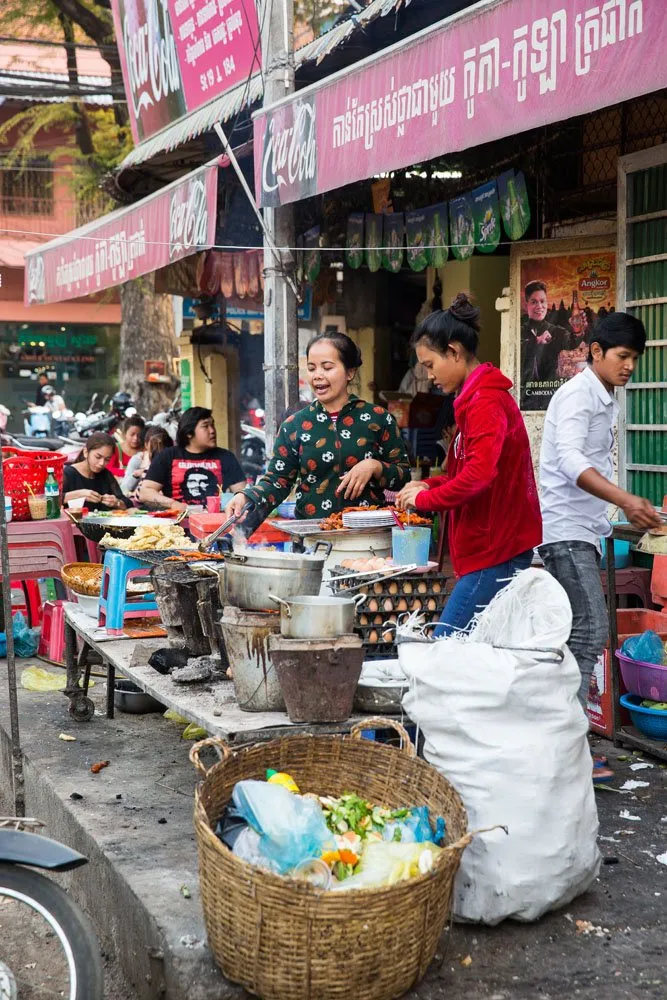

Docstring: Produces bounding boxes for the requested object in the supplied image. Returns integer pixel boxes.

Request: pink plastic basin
[616,651,667,703]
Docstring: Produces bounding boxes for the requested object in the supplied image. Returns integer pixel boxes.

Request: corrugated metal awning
[117,0,413,171]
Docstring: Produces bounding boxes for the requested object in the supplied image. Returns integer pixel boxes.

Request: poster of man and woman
[519,251,616,411]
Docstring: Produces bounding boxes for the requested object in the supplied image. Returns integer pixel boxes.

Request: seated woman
[139,406,246,510]
[396,294,542,635]
[106,415,146,477]
[226,332,410,522]
[63,432,130,512]
[121,426,173,500]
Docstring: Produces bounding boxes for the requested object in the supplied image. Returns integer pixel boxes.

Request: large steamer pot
[222,543,331,612]
[269,593,365,639]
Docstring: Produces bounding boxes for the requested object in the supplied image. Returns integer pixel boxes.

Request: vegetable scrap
[90,760,110,774]
[58,733,77,742]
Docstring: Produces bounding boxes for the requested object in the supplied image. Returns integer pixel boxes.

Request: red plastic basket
[2,448,66,521]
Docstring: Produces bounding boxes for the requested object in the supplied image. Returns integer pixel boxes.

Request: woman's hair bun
[449,292,480,331]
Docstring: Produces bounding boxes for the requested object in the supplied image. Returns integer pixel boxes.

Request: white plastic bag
[400,569,600,924]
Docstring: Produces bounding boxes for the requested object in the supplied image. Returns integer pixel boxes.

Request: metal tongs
[198,500,255,552]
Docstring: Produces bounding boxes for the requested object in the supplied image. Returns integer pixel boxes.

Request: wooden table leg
[607,536,622,746]
[63,617,95,722]
[106,660,115,719]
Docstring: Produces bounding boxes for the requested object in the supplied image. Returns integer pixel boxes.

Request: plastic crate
[330,566,448,659]
[2,448,65,521]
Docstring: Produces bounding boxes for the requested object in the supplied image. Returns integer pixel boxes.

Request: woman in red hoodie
[397,294,542,635]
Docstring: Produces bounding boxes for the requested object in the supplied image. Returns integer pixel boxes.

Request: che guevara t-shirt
[145,446,244,504]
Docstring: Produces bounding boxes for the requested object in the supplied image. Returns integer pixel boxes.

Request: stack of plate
[342,509,396,529]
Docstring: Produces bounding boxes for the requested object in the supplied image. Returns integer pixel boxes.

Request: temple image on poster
[519,252,616,411]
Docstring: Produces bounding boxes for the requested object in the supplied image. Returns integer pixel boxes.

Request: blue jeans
[435,549,534,637]
[538,540,608,708]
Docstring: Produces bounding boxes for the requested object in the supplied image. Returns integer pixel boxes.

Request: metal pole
[260,0,299,456]
[0,459,25,816]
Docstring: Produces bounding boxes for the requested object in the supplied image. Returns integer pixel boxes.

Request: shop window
[0,157,54,216]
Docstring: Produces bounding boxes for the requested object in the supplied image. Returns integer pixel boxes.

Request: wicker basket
[190,718,470,1000]
[61,562,104,597]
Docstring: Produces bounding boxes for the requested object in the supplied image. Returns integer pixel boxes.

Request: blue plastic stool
[98,551,159,634]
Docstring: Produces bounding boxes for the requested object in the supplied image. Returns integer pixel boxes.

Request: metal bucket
[268,634,364,723]
[219,606,285,712]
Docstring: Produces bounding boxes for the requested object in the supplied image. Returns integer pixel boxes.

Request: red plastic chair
[651,554,667,610]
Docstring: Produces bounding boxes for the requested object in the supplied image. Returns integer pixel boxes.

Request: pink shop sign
[254,0,666,207]
[111,0,261,145]
[24,162,218,306]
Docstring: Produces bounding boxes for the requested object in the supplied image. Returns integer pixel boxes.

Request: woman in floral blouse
[226,332,411,522]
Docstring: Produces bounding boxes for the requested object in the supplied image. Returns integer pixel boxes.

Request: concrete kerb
[0,675,243,1000]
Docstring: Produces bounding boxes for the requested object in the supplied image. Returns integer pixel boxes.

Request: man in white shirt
[539,312,661,709]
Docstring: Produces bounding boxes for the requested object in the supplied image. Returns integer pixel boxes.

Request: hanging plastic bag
[232,780,335,874]
[333,840,442,891]
[621,630,665,665]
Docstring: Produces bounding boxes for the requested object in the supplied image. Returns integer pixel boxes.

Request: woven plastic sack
[399,568,600,924]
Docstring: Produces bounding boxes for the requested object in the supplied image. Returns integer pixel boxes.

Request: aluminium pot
[268,593,365,639]
[204,542,332,612]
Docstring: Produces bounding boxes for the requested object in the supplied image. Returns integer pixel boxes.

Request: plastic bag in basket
[621,629,666,665]
[232,780,335,874]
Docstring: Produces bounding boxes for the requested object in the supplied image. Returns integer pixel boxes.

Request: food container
[269,593,366,639]
[28,494,49,520]
[74,593,100,618]
[114,679,164,714]
[219,606,284,711]
[392,526,432,566]
[619,693,667,740]
[219,544,331,612]
[617,650,667,702]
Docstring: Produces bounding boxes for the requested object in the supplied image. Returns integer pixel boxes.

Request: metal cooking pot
[201,541,332,612]
[268,592,365,639]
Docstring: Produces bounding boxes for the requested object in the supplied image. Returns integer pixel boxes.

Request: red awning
[254,0,667,207]
[24,159,220,306]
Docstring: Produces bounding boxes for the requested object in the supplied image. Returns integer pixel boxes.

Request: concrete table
[62,602,367,744]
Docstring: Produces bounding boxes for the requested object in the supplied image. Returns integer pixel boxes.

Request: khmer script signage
[111,0,261,144]
[254,0,665,206]
[24,162,218,305]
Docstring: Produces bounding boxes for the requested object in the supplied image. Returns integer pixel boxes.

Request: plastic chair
[600,567,654,609]
[651,554,667,610]
[37,600,66,665]
[98,551,159,635]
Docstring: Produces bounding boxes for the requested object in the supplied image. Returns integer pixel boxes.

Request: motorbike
[240,421,266,481]
[73,391,139,439]
[147,391,181,442]
[0,817,103,999]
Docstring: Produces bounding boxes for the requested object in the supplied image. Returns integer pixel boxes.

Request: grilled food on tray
[320,506,432,531]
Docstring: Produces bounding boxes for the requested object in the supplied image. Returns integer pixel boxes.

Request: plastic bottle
[266,769,300,794]
[44,467,60,519]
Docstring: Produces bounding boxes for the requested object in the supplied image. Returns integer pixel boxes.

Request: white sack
[399,568,600,924]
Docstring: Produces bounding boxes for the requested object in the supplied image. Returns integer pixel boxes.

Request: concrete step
[0,671,244,1000]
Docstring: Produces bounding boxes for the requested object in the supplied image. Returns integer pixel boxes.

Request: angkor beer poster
[519,251,616,411]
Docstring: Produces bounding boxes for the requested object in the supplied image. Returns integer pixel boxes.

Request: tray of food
[99,523,197,552]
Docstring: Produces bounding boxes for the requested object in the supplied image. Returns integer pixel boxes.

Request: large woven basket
[190,718,470,1000]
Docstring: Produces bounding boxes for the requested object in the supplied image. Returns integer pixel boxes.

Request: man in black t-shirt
[140,407,246,509]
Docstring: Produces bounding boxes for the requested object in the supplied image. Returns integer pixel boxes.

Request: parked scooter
[0,817,103,999]
[147,391,181,442]
[73,391,139,439]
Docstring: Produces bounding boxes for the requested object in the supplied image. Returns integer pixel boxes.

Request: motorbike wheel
[0,863,103,1000]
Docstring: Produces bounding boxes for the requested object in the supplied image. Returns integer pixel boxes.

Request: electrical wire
[1,222,522,253]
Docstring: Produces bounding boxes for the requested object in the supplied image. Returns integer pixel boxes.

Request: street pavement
[0,668,664,1000]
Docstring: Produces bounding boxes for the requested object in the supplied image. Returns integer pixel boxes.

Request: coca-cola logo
[27,254,45,304]
[169,178,209,258]
[262,98,317,204]
[122,0,182,120]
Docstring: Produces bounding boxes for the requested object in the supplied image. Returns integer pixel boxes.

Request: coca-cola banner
[254,0,666,207]
[24,161,218,305]
[111,0,261,145]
